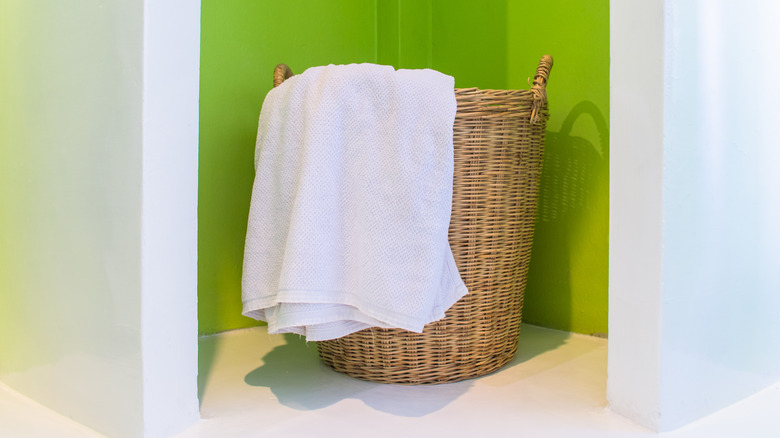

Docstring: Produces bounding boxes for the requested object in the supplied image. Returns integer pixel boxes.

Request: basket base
[317,334,520,385]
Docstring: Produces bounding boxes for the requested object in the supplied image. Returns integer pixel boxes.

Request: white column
[608,0,666,430]
[0,0,201,436]
[657,0,780,431]
[0,2,145,436]
[609,0,780,431]
[141,0,201,436]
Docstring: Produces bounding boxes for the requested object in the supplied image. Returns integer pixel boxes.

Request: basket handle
[530,54,553,125]
[273,64,294,88]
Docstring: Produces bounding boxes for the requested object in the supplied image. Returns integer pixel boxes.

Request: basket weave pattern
[272,56,552,384]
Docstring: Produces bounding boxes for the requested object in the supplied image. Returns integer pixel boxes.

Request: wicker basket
[272,55,553,384]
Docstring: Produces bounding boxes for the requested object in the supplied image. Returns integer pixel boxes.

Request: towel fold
[241,63,467,341]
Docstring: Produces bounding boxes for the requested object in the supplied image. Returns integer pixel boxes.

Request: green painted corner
[198,0,609,336]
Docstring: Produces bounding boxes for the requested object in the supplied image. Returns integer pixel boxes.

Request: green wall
[199,1,377,334]
[199,0,609,336]
[507,1,610,336]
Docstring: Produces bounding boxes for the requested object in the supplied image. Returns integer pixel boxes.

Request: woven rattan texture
[272,56,552,384]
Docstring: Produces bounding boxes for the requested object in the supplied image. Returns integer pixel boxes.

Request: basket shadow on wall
[524,100,609,335]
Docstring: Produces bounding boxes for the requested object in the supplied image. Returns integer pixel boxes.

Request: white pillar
[609,0,780,431]
[0,1,200,436]
[141,0,201,436]
[608,0,666,429]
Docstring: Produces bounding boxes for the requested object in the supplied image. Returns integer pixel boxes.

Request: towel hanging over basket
[242,63,468,341]
[267,55,553,385]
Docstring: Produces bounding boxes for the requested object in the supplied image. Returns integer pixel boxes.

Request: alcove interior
[1,1,779,437]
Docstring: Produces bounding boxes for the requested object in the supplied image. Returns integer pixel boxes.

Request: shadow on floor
[197,333,220,407]
[243,333,472,416]
[243,324,572,416]
[512,325,571,364]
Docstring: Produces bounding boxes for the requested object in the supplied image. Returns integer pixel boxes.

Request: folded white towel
[241,63,467,341]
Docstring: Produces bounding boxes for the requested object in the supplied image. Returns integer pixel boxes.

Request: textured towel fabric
[241,63,467,341]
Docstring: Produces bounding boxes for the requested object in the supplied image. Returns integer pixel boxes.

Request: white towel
[241,63,467,341]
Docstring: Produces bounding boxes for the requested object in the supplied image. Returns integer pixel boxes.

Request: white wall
[659,0,780,430]
[0,1,200,437]
[610,0,780,431]
[0,1,145,436]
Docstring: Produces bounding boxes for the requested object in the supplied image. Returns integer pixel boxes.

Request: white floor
[0,381,104,438]
[3,324,779,437]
